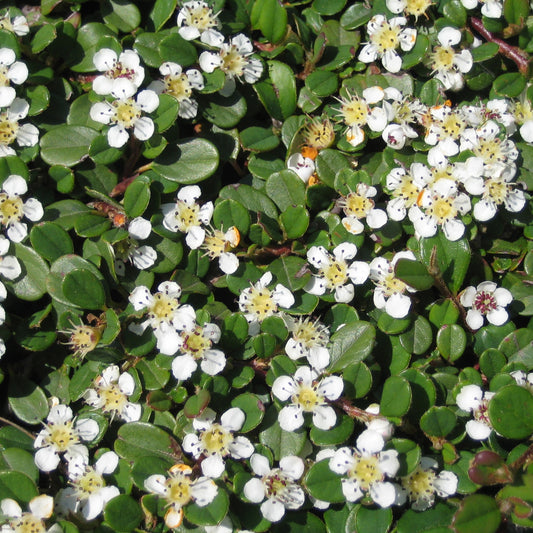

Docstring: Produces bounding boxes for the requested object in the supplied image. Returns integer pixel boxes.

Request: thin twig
[0,416,35,439]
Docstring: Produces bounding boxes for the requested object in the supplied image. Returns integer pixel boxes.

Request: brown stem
[0,416,35,439]
[334,397,383,422]
[510,442,533,472]
[470,17,530,75]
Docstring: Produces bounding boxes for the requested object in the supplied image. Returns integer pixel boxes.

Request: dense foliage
[0,0,532,532]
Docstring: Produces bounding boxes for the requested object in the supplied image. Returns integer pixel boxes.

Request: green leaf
[0,448,38,483]
[503,0,529,25]
[420,235,471,295]
[340,3,372,29]
[134,32,164,67]
[0,472,38,503]
[123,176,151,219]
[185,485,229,525]
[310,414,354,445]
[305,70,338,97]
[220,183,278,218]
[149,0,178,31]
[8,243,50,301]
[491,73,527,98]
[428,299,460,328]
[329,321,375,372]
[89,135,122,165]
[251,0,288,43]
[31,23,57,53]
[420,406,457,437]
[380,376,412,417]
[72,23,118,72]
[135,357,170,390]
[269,255,310,292]
[343,362,372,398]
[115,422,180,462]
[498,328,533,367]
[399,316,433,355]
[259,407,307,460]
[62,269,106,310]
[240,126,280,152]
[152,138,219,184]
[401,368,437,420]
[353,507,392,533]
[443,0,467,26]
[184,390,211,418]
[104,495,143,532]
[40,125,99,167]
[254,60,297,121]
[8,376,49,425]
[437,324,467,362]
[397,503,455,533]
[488,384,533,439]
[231,393,265,432]
[394,258,434,290]
[130,456,174,490]
[30,222,74,262]
[280,206,310,239]
[304,460,344,503]
[401,35,429,70]
[26,85,50,116]
[213,198,251,235]
[102,0,141,32]
[159,32,197,67]
[452,494,501,533]
[315,149,350,188]
[202,91,247,128]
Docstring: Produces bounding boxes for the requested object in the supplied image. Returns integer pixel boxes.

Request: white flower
[429,28,473,92]
[239,271,295,335]
[201,225,240,274]
[0,98,39,156]
[0,48,28,107]
[424,104,468,159]
[114,216,157,275]
[199,34,263,96]
[456,384,495,440]
[386,0,432,17]
[305,243,370,303]
[511,370,533,391]
[340,183,388,234]
[409,179,471,241]
[0,12,29,36]
[287,153,316,183]
[92,48,144,97]
[365,404,394,440]
[335,87,387,147]
[171,322,226,380]
[359,15,417,73]
[182,407,254,478]
[0,175,43,243]
[284,315,330,371]
[510,89,533,142]
[90,89,159,148]
[460,0,502,18]
[34,404,99,472]
[162,185,214,249]
[0,495,59,533]
[272,366,343,431]
[398,457,458,510]
[243,454,305,522]
[55,451,120,521]
[459,281,513,330]
[128,281,196,355]
[385,163,432,221]
[144,463,217,529]
[0,234,20,279]
[329,429,400,507]
[83,365,141,422]
[176,0,222,43]
[369,251,418,318]
[148,62,204,119]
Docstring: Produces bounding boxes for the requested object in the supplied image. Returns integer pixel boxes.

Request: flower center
[382,272,407,296]
[340,97,368,127]
[402,466,436,500]
[47,420,78,452]
[349,455,382,491]
[473,291,497,314]
[202,229,226,259]
[263,470,295,502]
[405,0,432,16]
[164,74,192,101]
[199,423,233,455]
[293,385,322,412]
[511,101,533,124]
[0,115,18,145]
[371,22,400,53]
[473,398,492,425]
[0,66,10,87]
[182,4,217,32]
[244,286,277,320]
[221,46,247,77]
[344,192,374,218]
[173,200,201,232]
[440,112,466,138]
[428,197,456,223]
[74,467,105,498]
[107,60,135,81]
[182,328,211,357]
[485,178,510,205]
[112,99,141,128]
[431,46,455,71]
[392,101,417,124]
[431,165,454,185]
[395,177,420,207]
[166,474,192,507]
[473,137,504,163]
[0,193,23,225]
[303,119,335,150]
[148,292,179,322]
[65,324,101,358]
[97,383,128,414]
[10,515,46,533]
[321,259,348,290]
[292,318,329,348]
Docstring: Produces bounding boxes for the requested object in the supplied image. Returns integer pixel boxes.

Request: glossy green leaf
[30,222,74,262]
[124,176,151,219]
[452,494,501,533]
[240,126,280,152]
[40,125,99,167]
[394,258,434,290]
[0,472,38,503]
[304,460,344,503]
[115,422,180,462]
[266,170,306,211]
[329,321,375,372]
[420,406,457,437]
[380,376,412,417]
[8,243,49,301]
[437,324,467,362]
[102,0,141,32]
[62,268,106,309]
[159,33,197,66]
[104,495,143,532]
[250,0,288,43]
[8,376,48,425]
[488,384,533,439]
[280,205,310,239]
[185,485,229,525]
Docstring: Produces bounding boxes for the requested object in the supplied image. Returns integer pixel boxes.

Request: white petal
[228,436,254,459]
[201,454,225,478]
[244,477,266,503]
[434,471,458,497]
[250,453,272,476]
[221,407,245,432]
[133,116,154,141]
[95,451,119,475]
[486,307,508,326]
[370,481,397,507]
[34,447,60,472]
[128,217,151,240]
[29,495,54,520]
[466,309,484,330]
[312,405,337,430]
[200,350,226,375]
[2,174,26,195]
[466,419,492,440]
[278,405,304,431]
[137,90,159,113]
[356,429,384,455]
[334,284,354,303]
[456,384,483,412]
[108,125,129,148]
[261,498,285,522]
[0,255,20,279]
